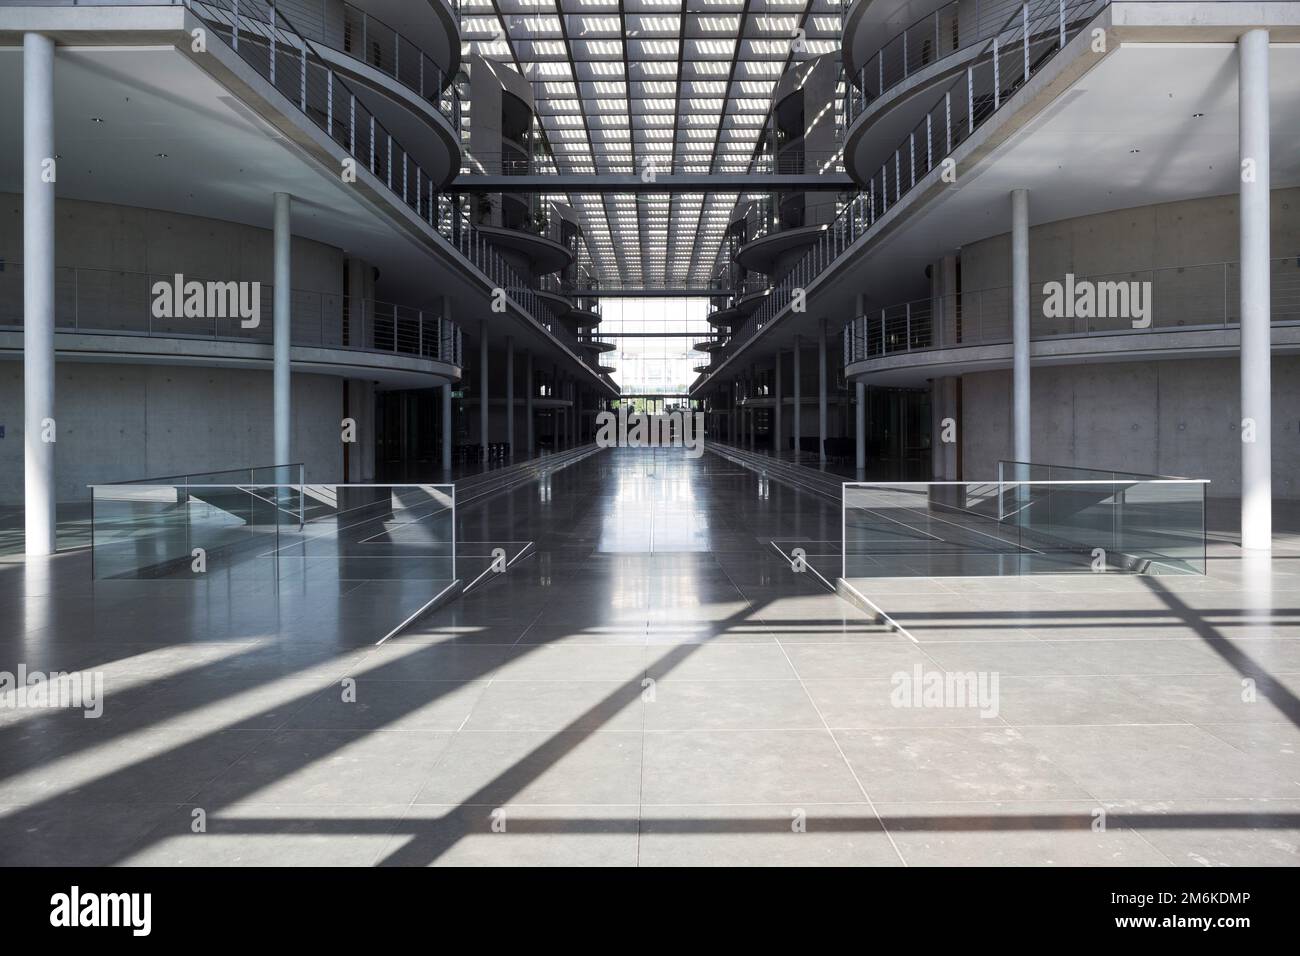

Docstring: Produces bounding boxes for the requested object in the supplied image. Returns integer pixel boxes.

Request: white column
[792,335,802,458]
[773,352,783,455]
[273,191,292,466]
[441,296,453,476]
[854,293,866,479]
[24,33,55,556]
[505,335,515,461]
[855,382,866,478]
[1011,188,1030,467]
[818,319,828,463]
[1240,28,1272,551]
[943,377,959,480]
[479,324,489,463]
[526,350,535,457]
[438,383,451,475]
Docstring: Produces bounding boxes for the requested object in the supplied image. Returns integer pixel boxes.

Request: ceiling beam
[453,172,851,192]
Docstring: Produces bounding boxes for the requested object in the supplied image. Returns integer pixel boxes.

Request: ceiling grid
[461,0,842,289]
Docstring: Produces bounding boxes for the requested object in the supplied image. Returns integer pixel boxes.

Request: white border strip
[374,579,461,646]
[835,578,919,645]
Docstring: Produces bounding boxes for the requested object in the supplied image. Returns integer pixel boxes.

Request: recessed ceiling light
[1193,112,1204,118]
[90,117,104,124]
[155,153,168,158]
[1129,148,1141,153]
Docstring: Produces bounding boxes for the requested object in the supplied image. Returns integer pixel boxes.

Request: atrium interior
[0,0,1298,869]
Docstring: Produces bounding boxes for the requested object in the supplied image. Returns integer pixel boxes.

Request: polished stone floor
[1,447,1297,866]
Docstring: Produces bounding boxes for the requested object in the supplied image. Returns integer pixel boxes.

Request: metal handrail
[841,257,1300,364]
[701,0,1109,380]
[178,0,595,374]
[845,0,1030,119]
[0,262,464,366]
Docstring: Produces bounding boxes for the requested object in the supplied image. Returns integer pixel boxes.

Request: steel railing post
[993,36,1000,109]
[1022,4,1030,83]
[945,89,952,152]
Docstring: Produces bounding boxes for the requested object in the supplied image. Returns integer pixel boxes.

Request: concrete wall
[960,188,1300,293]
[960,356,1300,498]
[0,193,343,292]
[0,362,346,505]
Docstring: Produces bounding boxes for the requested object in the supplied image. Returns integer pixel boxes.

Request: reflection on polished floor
[1,447,1298,866]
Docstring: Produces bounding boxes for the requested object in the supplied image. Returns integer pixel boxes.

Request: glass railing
[703,0,1109,380]
[842,257,1300,363]
[90,464,303,580]
[842,475,1207,579]
[0,263,464,366]
[91,476,455,586]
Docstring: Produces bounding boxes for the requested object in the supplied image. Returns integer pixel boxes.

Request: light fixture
[90,117,104,124]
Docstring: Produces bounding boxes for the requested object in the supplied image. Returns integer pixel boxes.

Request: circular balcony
[735,283,771,317]
[841,0,1088,185]
[693,362,713,375]
[568,306,602,329]
[709,304,741,329]
[536,287,574,316]
[597,362,617,374]
[578,337,616,353]
[735,225,824,276]
[477,225,575,276]
[693,338,726,353]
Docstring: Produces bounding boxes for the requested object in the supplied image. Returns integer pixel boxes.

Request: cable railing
[842,257,1300,363]
[845,0,1029,121]
[181,0,579,364]
[188,0,458,125]
[702,0,1108,378]
[0,263,464,366]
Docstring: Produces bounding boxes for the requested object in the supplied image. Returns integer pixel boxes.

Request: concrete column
[773,352,783,455]
[526,351,535,457]
[479,325,489,463]
[792,336,802,458]
[931,379,944,480]
[853,294,867,478]
[273,191,292,467]
[345,257,367,345]
[855,381,866,478]
[440,296,453,476]
[752,370,758,450]
[23,33,55,556]
[1240,28,1272,551]
[932,376,959,480]
[818,319,828,463]
[505,336,515,460]
[1011,188,1030,467]
[441,383,452,476]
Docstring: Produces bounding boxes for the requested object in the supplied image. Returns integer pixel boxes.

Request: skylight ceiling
[461,0,842,290]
